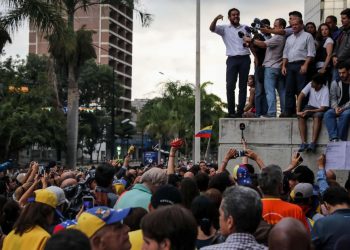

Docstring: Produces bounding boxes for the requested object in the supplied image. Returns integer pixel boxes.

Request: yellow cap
[34,189,58,208]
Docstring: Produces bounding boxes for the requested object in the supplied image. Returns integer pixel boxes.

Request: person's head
[123,207,148,231]
[247,74,255,87]
[76,206,131,250]
[204,188,222,210]
[305,22,317,37]
[291,182,314,209]
[268,218,311,250]
[14,189,57,235]
[180,177,199,209]
[191,195,219,237]
[141,205,197,250]
[208,172,233,193]
[291,19,304,34]
[150,184,182,210]
[340,8,350,28]
[258,164,283,196]
[293,165,315,185]
[44,229,91,250]
[323,186,350,213]
[337,62,350,82]
[195,172,209,192]
[275,18,287,29]
[14,182,32,201]
[325,15,338,30]
[60,178,78,189]
[95,164,116,188]
[288,11,302,25]
[141,167,167,193]
[317,23,331,41]
[219,186,262,236]
[326,169,337,182]
[227,8,240,26]
[199,161,208,173]
[311,73,327,90]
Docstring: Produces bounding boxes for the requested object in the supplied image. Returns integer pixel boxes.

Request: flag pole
[204,137,211,161]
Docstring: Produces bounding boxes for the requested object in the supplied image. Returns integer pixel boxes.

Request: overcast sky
[2,0,304,102]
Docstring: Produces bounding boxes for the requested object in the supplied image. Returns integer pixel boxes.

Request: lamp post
[93,44,116,160]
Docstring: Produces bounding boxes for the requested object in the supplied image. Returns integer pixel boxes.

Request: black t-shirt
[339,82,350,107]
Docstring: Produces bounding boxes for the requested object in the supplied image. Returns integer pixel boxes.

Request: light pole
[194,0,201,163]
[93,44,116,160]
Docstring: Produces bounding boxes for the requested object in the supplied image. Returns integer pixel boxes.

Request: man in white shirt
[210,8,250,118]
[296,73,329,152]
[281,18,316,117]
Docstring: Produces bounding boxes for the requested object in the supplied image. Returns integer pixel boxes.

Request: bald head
[60,171,76,182]
[184,171,194,178]
[326,169,336,181]
[60,178,77,189]
[269,218,311,250]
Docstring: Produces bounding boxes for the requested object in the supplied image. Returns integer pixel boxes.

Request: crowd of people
[0,138,349,250]
[211,8,350,151]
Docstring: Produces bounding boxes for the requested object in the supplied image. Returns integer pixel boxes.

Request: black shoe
[279,112,293,118]
[226,113,236,118]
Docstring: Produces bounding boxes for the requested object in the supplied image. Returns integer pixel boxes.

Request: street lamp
[93,44,116,160]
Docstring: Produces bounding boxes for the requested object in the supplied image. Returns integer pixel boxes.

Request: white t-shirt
[215,24,251,56]
[316,37,334,68]
[302,82,329,108]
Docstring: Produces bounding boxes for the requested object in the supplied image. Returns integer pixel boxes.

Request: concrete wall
[218,118,349,185]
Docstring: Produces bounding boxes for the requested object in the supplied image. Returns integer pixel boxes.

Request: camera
[239,123,246,131]
[235,150,247,158]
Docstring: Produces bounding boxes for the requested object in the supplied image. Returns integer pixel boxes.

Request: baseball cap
[232,164,252,186]
[30,189,58,208]
[150,184,182,209]
[292,183,314,200]
[76,206,131,238]
[46,186,69,206]
[16,173,26,184]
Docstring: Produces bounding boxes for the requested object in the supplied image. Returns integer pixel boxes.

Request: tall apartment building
[305,0,350,25]
[28,3,133,116]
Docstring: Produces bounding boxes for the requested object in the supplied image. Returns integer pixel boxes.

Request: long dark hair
[316,23,331,42]
[14,202,55,236]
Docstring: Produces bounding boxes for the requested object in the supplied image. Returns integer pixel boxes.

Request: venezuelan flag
[195,125,213,138]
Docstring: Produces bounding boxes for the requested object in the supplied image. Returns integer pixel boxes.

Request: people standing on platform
[332,9,350,68]
[281,18,316,117]
[210,8,251,118]
[323,62,350,142]
[244,18,287,118]
[296,73,329,153]
[315,23,334,87]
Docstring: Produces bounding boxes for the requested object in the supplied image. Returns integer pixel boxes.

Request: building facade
[29,3,133,116]
[305,0,350,25]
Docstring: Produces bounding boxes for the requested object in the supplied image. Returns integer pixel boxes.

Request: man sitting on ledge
[323,62,350,142]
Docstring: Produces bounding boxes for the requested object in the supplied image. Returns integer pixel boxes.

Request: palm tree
[0,0,152,168]
[0,25,12,52]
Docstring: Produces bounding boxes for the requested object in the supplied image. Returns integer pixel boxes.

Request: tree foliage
[0,55,66,161]
[138,81,225,158]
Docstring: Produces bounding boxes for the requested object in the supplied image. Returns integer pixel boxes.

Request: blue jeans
[226,55,251,115]
[255,66,267,117]
[285,62,308,114]
[323,108,350,140]
[264,67,285,116]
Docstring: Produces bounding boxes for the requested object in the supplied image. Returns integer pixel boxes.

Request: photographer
[244,18,271,117]
[245,18,287,118]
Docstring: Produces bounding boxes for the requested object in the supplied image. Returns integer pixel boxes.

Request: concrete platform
[218,118,349,185]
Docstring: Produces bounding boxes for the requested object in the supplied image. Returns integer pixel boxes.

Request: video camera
[250,18,270,34]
